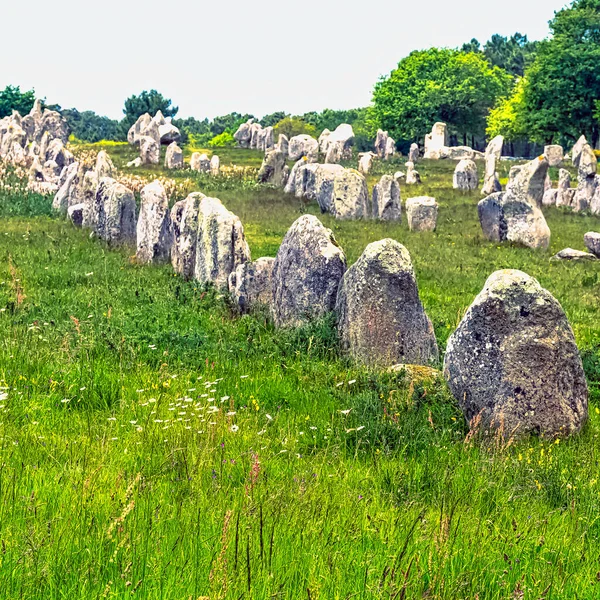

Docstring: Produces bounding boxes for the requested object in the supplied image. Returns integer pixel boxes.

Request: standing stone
[194,197,251,290]
[544,145,564,167]
[233,120,253,148]
[556,169,575,207]
[542,187,558,206]
[171,192,205,279]
[67,203,84,227]
[190,152,210,173]
[271,215,346,328]
[276,134,289,157]
[314,164,345,213]
[228,257,275,314]
[506,156,550,208]
[406,197,438,232]
[571,135,587,168]
[95,150,114,179]
[331,169,369,219]
[423,122,448,159]
[136,180,173,264]
[573,143,598,212]
[326,124,355,164]
[139,135,160,165]
[374,129,389,158]
[258,149,286,186]
[453,159,478,191]
[408,143,419,163]
[288,135,319,161]
[405,161,421,185]
[318,129,332,154]
[584,232,600,257]
[210,155,220,176]
[165,142,184,169]
[358,152,375,175]
[335,239,438,367]
[482,135,503,195]
[263,127,275,151]
[128,113,152,145]
[158,118,181,145]
[384,136,396,160]
[52,161,79,214]
[372,175,401,221]
[94,178,137,244]
[443,269,588,438]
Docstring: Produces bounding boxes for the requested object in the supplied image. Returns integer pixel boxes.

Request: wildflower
[61,398,71,403]
[265,414,273,421]
[339,409,352,416]
[348,380,356,385]
[230,425,239,433]
[0,392,7,402]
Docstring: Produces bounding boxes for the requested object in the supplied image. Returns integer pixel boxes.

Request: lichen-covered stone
[331,169,369,219]
[139,135,160,165]
[444,269,588,438]
[136,180,173,264]
[165,142,183,169]
[584,232,600,257]
[258,149,287,186]
[453,159,478,191]
[288,134,319,161]
[272,215,346,328]
[372,175,401,221]
[228,257,275,314]
[94,178,137,244]
[170,192,205,279]
[406,197,438,231]
[336,239,438,367]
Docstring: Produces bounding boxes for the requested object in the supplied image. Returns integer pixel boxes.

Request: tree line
[1,0,598,152]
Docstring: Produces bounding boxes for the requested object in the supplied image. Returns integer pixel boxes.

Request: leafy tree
[372,48,511,143]
[260,112,288,127]
[486,77,529,140]
[301,108,364,133]
[522,0,600,145]
[62,108,123,143]
[122,90,178,130]
[208,131,235,147]
[209,113,254,137]
[461,38,482,54]
[461,34,538,77]
[0,85,36,118]
[273,116,317,139]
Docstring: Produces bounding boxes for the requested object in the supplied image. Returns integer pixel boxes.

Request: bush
[208,131,235,148]
[273,117,317,139]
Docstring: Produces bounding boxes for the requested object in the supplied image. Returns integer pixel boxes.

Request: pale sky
[2,0,569,121]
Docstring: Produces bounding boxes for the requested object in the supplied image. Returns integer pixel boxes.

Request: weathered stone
[372,175,401,221]
[194,197,251,289]
[171,192,205,279]
[443,269,588,438]
[405,161,421,185]
[424,122,447,159]
[542,188,558,206]
[94,178,137,244]
[439,146,483,160]
[318,129,331,154]
[544,145,564,167]
[81,170,100,229]
[228,257,275,314]
[165,142,184,169]
[190,152,210,173]
[374,129,394,159]
[406,197,438,232]
[128,113,152,145]
[136,180,173,264]
[571,135,587,168]
[408,143,419,163]
[453,159,478,191]
[284,161,320,199]
[384,137,396,160]
[358,152,375,175]
[276,134,289,157]
[550,248,597,261]
[578,143,597,177]
[314,164,345,213]
[52,161,79,214]
[506,156,550,208]
[331,169,369,219]
[67,203,84,227]
[584,232,600,257]
[139,135,160,165]
[482,135,503,195]
[158,118,181,145]
[258,149,287,186]
[233,120,253,148]
[95,150,114,179]
[45,139,74,170]
[271,215,346,328]
[288,134,319,161]
[127,157,143,168]
[210,155,220,176]
[335,239,438,367]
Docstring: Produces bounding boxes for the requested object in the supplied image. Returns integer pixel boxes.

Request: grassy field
[1,146,600,599]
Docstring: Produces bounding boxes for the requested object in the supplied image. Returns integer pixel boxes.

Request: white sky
[1,0,568,121]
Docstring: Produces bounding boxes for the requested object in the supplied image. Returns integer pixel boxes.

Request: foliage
[372,48,512,143]
[301,108,365,134]
[210,112,254,137]
[272,116,317,139]
[259,111,288,127]
[208,131,235,147]
[122,89,178,131]
[462,33,539,77]
[0,85,36,119]
[486,77,529,140]
[521,0,600,145]
[61,108,123,143]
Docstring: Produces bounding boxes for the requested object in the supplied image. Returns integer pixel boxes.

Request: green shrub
[208,131,235,147]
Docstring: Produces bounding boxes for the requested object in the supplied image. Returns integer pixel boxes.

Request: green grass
[1,149,600,599]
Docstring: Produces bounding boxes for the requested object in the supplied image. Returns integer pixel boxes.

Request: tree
[522,0,600,145]
[0,85,36,118]
[122,90,178,130]
[372,48,511,143]
[486,77,529,140]
[461,38,482,54]
[483,34,538,77]
[272,116,317,139]
[260,112,288,127]
[62,108,123,143]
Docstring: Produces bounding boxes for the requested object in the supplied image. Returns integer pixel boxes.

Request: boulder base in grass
[406,197,438,231]
[136,180,173,264]
[443,269,588,438]
[228,257,275,314]
[271,215,346,328]
[331,169,369,219]
[94,178,137,244]
[453,159,478,191]
[171,192,205,279]
[165,142,183,169]
[550,248,597,261]
[335,239,438,367]
[67,203,84,227]
[584,232,600,257]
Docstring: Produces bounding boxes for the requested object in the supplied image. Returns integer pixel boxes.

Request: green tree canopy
[521,0,600,145]
[486,77,529,140]
[259,112,288,127]
[62,108,123,143]
[463,34,538,77]
[122,90,178,130]
[273,116,317,139]
[372,48,511,143]
[0,85,36,119]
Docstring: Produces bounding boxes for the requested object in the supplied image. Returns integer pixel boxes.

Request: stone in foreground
[272,215,346,328]
[94,178,137,244]
[406,197,438,232]
[171,192,205,279]
[228,257,275,314]
[444,269,588,438]
[336,239,438,367]
[136,180,173,264]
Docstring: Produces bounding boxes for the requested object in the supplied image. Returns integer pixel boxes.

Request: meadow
[1,145,600,599]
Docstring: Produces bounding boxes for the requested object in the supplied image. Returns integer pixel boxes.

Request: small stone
[406,197,438,232]
[228,257,275,314]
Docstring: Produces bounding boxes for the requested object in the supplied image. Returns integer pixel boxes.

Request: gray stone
[584,232,600,257]
[139,135,160,165]
[358,152,375,175]
[276,134,289,157]
[233,120,253,148]
[505,156,549,208]
[556,168,575,208]
[95,151,114,179]
[258,149,287,186]
[550,248,597,261]
[228,257,275,314]
[67,203,84,227]
[443,269,588,438]
[171,192,205,279]
[94,178,137,244]
[314,164,345,213]
[194,197,251,289]
[52,161,79,214]
[372,175,401,221]
[288,134,319,161]
[406,197,438,231]
[136,180,173,264]
[158,118,181,145]
[210,155,220,176]
[424,122,448,159]
[331,169,369,219]
[318,129,331,154]
[271,215,346,328]
[408,143,419,163]
[165,142,184,169]
[571,135,587,168]
[190,152,210,173]
[405,161,421,185]
[453,159,478,190]
[482,135,503,195]
[544,145,564,167]
[335,239,438,367]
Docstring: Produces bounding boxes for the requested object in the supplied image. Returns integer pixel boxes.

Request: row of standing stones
[0,105,592,439]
